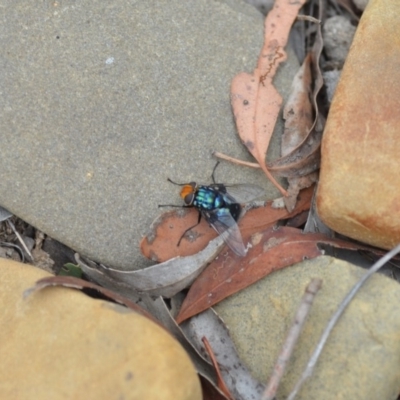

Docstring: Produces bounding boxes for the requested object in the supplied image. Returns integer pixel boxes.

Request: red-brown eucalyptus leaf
[175,226,372,324]
[231,71,285,194]
[141,186,314,262]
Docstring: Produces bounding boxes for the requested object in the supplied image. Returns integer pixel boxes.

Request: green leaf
[59,263,83,278]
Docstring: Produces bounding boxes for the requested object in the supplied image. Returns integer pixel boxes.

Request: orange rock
[316,0,400,250]
[0,259,201,400]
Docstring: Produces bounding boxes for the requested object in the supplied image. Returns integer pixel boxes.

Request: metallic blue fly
[160,163,264,257]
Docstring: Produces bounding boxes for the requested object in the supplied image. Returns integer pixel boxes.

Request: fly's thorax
[193,186,225,211]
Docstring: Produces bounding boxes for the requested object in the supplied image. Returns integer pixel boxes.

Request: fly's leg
[177,211,202,246]
[211,161,220,184]
[158,204,191,208]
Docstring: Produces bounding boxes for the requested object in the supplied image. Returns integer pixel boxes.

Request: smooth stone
[316,0,400,250]
[354,0,370,11]
[0,258,201,400]
[322,16,356,67]
[0,1,299,270]
[214,256,400,399]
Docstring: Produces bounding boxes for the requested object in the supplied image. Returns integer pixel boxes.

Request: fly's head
[180,182,197,206]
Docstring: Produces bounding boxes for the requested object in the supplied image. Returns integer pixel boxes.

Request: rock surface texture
[0,1,298,270]
[0,0,291,269]
[215,256,400,399]
[317,0,400,250]
[0,259,202,399]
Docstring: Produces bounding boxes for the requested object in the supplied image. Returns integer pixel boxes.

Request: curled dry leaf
[180,309,265,400]
[84,186,313,299]
[267,3,325,212]
[175,226,380,324]
[230,0,308,196]
[84,235,226,298]
[281,54,314,158]
[283,171,319,212]
[141,186,314,263]
[148,296,219,390]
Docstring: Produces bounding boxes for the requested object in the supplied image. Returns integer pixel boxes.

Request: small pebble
[353,0,369,11]
[323,16,356,67]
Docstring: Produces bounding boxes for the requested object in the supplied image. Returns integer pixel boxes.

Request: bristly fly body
[159,163,264,257]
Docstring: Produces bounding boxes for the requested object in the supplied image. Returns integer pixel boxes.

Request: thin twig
[212,151,260,169]
[296,15,321,24]
[287,243,400,400]
[261,278,323,400]
[7,219,33,261]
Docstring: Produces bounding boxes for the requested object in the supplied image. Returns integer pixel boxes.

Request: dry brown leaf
[84,235,226,298]
[141,186,314,262]
[230,0,307,196]
[267,5,325,211]
[281,53,314,156]
[278,53,317,211]
[181,309,265,399]
[175,226,378,324]
[268,49,324,176]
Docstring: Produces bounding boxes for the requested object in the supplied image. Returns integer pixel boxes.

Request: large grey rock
[214,256,400,399]
[0,1,298,269]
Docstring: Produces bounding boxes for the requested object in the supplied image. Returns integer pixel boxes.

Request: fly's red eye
[184,193,194,205]
[180,183,196,205]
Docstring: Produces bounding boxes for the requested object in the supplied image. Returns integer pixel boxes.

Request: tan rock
[0,259,201,400]
[214,256,400,399]
[316,0,400,250]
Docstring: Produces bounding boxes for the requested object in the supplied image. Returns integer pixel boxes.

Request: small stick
[212,151,260,169]
[261,278,323,400]
[287,243,400,400]
[296,15,321,24]
[7,219,33,261]
[212,151,288,196]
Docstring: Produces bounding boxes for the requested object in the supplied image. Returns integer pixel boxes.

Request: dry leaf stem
[213,151,260,169]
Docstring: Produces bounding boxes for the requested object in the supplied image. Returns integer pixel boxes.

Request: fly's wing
[204,208,246,257]
[212,184,265,204]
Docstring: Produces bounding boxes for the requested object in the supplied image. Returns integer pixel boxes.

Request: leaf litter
[13,0,399,398]
[230,0,308,196]
[175,226,384,324]
[141,185,314,262]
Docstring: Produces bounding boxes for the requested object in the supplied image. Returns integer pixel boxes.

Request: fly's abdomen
[193,186,225,211]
